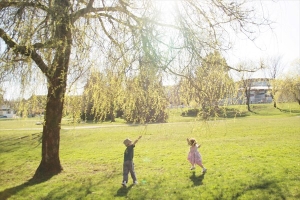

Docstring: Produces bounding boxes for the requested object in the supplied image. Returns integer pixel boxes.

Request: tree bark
[245,88,251,112]
[33,90,64,178]
[34,64,70,179]
[270,93,277,108]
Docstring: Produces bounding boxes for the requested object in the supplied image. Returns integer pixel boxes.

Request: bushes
[181,108,200,117]
[181,107,247,119]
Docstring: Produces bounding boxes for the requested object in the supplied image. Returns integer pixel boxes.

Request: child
[122,135,142,187]
[187,138,207,173]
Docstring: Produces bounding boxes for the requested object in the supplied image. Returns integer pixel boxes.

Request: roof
[250,86,272,90]
[239,86,272,90]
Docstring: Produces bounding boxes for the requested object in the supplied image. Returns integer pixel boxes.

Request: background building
[0,105,15,118]
[238,78,273,104]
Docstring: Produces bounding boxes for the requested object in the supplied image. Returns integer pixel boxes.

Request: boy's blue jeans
[123,160,137,183]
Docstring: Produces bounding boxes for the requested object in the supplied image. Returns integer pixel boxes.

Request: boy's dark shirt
[124,145,135,161]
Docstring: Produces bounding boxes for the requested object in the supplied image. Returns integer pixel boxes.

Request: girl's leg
[197,161,207,173]
[198,163,204,168]
[189,160,195,170]
[188,157,195,169]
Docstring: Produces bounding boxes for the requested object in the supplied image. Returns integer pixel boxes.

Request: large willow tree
[179,51,236,118]
[0,0,270,178]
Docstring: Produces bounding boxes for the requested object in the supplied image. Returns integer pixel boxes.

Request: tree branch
[71,4,122,23]
[0,28,49,75]
[0,1,49,12]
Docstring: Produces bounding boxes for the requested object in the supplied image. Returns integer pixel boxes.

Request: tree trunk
[34,66,69,179]
[33,88,64,178]
[246,100,251,112]
[270,93,277,108]
[245,88,251,112]
[110,105,115,122]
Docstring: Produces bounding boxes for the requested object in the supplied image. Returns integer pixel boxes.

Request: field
[0,103,299,199]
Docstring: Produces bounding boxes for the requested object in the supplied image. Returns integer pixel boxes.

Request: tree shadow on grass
[0,175,53,200]
[115,184,134,197]
[218,108,249,119]
[278,108,300,114]
[232,179,286,199]
[189,171,205,186]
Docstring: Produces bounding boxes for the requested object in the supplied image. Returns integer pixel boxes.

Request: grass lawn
[0,103,299,199]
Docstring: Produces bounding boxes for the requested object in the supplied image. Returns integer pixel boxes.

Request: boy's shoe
[202,168,207,173]
[190,166,195,170]
[133,181,138,185]
[122,181,127,187]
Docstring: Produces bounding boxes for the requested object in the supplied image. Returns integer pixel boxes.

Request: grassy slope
[0,103,299,199]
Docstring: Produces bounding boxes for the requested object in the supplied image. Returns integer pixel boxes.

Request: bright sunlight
[154,0,178,24]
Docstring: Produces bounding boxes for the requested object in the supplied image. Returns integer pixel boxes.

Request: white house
[238,78,273,104]
[0,105,16,118]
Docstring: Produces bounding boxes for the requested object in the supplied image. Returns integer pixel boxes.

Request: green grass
[167,102,300,121]
[0,103,300,199]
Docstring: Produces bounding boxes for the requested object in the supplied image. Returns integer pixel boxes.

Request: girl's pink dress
[187,145,202,165]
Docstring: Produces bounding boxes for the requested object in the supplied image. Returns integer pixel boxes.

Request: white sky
[226,0,300,71]
[2,0,299,99]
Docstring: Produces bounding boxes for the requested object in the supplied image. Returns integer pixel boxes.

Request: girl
[187,138,207,173]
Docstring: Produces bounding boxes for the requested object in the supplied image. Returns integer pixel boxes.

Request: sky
[1,0,300,99]
[225,0,300,75]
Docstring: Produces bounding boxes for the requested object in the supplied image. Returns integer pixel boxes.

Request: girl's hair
[188,138,197,146]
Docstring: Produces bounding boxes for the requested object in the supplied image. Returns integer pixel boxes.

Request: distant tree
[240,74,254,112]
[0,87,3,106]
[278,59,300,105]
[28,95,47,115]
[264,56,284,108]
[179,51,235,118]
[200,52,235,114]
[63,95,82,123]
[178,77,194,108]
[82,70,123,122]
[123,60,168,123]
[279,77,300,105]
[235,60,264,112]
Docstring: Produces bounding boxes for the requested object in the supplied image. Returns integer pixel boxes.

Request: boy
[122,135,142,187]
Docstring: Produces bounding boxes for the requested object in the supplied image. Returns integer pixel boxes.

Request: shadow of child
[189,171,205,186]
[115,184,134,197]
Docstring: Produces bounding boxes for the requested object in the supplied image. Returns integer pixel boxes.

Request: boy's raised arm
[133,135,142,145]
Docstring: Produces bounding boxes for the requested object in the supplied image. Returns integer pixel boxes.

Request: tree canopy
[0,0,270,178]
